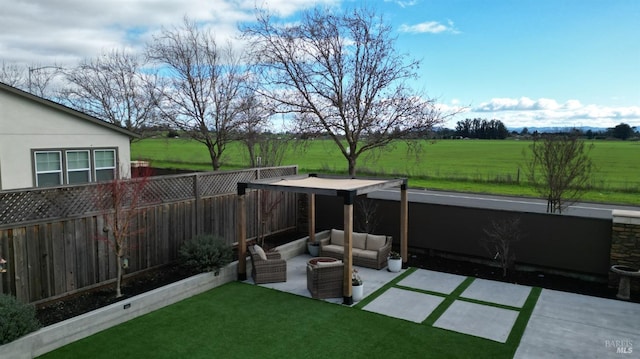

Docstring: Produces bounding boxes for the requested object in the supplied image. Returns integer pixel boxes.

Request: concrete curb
[0,262,239,359]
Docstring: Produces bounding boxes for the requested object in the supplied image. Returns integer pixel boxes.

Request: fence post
[193,173,203,235]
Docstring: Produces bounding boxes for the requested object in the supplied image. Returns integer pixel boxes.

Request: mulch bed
[35,231,637,327]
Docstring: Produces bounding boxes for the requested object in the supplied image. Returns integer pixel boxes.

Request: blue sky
[1,0,638,129]
[382,0,640,128]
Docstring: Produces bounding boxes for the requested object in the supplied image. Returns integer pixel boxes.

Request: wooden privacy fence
[0,166,298,303]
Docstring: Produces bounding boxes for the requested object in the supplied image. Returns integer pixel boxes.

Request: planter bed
[1,263,239,359]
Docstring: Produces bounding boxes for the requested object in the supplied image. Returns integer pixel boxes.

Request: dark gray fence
[314,195,612,277]
[0,166,298,303]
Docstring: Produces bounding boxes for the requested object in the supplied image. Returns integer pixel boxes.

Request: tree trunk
[208,147,220,171]
[348,156,356,177]
[115,256,123,298]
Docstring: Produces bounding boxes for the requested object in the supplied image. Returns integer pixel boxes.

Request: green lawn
[40,274,541,359]
[132,138,640,205]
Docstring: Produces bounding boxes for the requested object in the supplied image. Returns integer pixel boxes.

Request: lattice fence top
[0,166,297,227]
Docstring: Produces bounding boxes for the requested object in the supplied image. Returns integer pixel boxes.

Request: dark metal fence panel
[0,166,298,303]
[314,195,612,277]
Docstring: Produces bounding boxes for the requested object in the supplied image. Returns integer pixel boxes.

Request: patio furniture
[248,245,287,284]
[307,257,344,299]
[318,229,392,269]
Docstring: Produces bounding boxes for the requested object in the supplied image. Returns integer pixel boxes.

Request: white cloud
[448,97,640,129]
[384,0,419,8]
[0,0,337,66]
[399,20,459,34]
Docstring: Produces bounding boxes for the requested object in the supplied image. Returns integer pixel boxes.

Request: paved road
[369,189,640,219]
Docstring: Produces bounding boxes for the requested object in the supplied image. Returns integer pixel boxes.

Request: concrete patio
[249,253,640,358]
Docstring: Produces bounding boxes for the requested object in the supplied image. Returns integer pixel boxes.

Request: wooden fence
[0,166,298,303]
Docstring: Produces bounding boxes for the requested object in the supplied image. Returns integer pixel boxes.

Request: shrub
[0,294,41,344]
[179,235,232,274]
[167,129,179,138]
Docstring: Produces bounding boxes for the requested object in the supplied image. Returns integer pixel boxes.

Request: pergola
[237,174,408,305]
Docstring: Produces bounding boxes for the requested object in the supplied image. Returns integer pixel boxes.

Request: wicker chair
[306,260,344,299]
[248,245,287,284]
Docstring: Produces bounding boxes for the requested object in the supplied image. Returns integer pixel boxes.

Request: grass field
[131,138,640,205]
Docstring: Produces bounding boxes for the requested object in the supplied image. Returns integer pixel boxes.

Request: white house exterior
[0,82,138,190]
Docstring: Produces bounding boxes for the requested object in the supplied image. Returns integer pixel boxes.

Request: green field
[131,138,640,205]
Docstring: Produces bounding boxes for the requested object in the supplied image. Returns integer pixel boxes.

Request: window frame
[65,149,92,184]
[34,150,63,187]
[93,149,117,182]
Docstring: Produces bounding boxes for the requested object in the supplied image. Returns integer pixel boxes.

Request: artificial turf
[39,280,538,359]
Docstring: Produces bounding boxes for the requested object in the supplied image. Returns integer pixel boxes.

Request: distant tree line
[515,123,638,141]
[455,118,509,139]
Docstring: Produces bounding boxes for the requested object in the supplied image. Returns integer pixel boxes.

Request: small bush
[179,235,232,274]
[0,294,41,344]
[167,129,179,138]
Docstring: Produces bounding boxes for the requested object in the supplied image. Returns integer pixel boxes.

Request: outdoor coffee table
[308,257,339,266]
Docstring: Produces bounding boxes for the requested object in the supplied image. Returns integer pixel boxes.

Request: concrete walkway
[250,254,640,358]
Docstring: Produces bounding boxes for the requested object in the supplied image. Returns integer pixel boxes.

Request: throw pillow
[353,232,367,249]
[331,229,344,246]
[366,234,387,251]
[254,244,267,260]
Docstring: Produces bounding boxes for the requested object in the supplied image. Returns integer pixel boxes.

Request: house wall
[0,89,131,190]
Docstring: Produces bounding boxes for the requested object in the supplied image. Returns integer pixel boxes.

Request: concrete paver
[397,269,466,294]
[434,300,520,343]
[363,287,444,323]
[461,278,531,308]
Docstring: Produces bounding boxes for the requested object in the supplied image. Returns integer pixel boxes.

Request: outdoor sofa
[318,229,392,270]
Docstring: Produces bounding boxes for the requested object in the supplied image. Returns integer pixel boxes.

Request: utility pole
[28,65,62,95]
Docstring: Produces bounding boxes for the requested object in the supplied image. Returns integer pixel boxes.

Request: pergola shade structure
[237,174,408,304]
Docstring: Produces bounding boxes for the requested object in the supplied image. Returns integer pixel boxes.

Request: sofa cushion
[353,232,367,249]
[353,248,377,259]
[366,234,387,251]
[322,244,344,256]
[316,260,343,267]
[331,229,344,246]
[253,245,267,260]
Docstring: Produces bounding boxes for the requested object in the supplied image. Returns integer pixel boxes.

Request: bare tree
[525,134,594,213]
[256,190,284,248]
[236,88,277,167]
[95,168,155,298]
[481,217,522,277]
[147,17,246,170]
[243,7,452,176]
[0,60,25,87]
[60,50,162,135]
[355,196,379,234]
[0,61,62,99]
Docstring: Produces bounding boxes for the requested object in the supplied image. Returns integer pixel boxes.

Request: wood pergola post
[340,190,355,305]
[400,183,408,268]
[309,193,315,242]
[343,203,354,305]
[237,184,247,281]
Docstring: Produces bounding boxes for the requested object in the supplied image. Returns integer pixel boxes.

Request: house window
[35,151,63,187]
[66,150,91,184]
[33,148,118,187]
[94,149,116,181]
